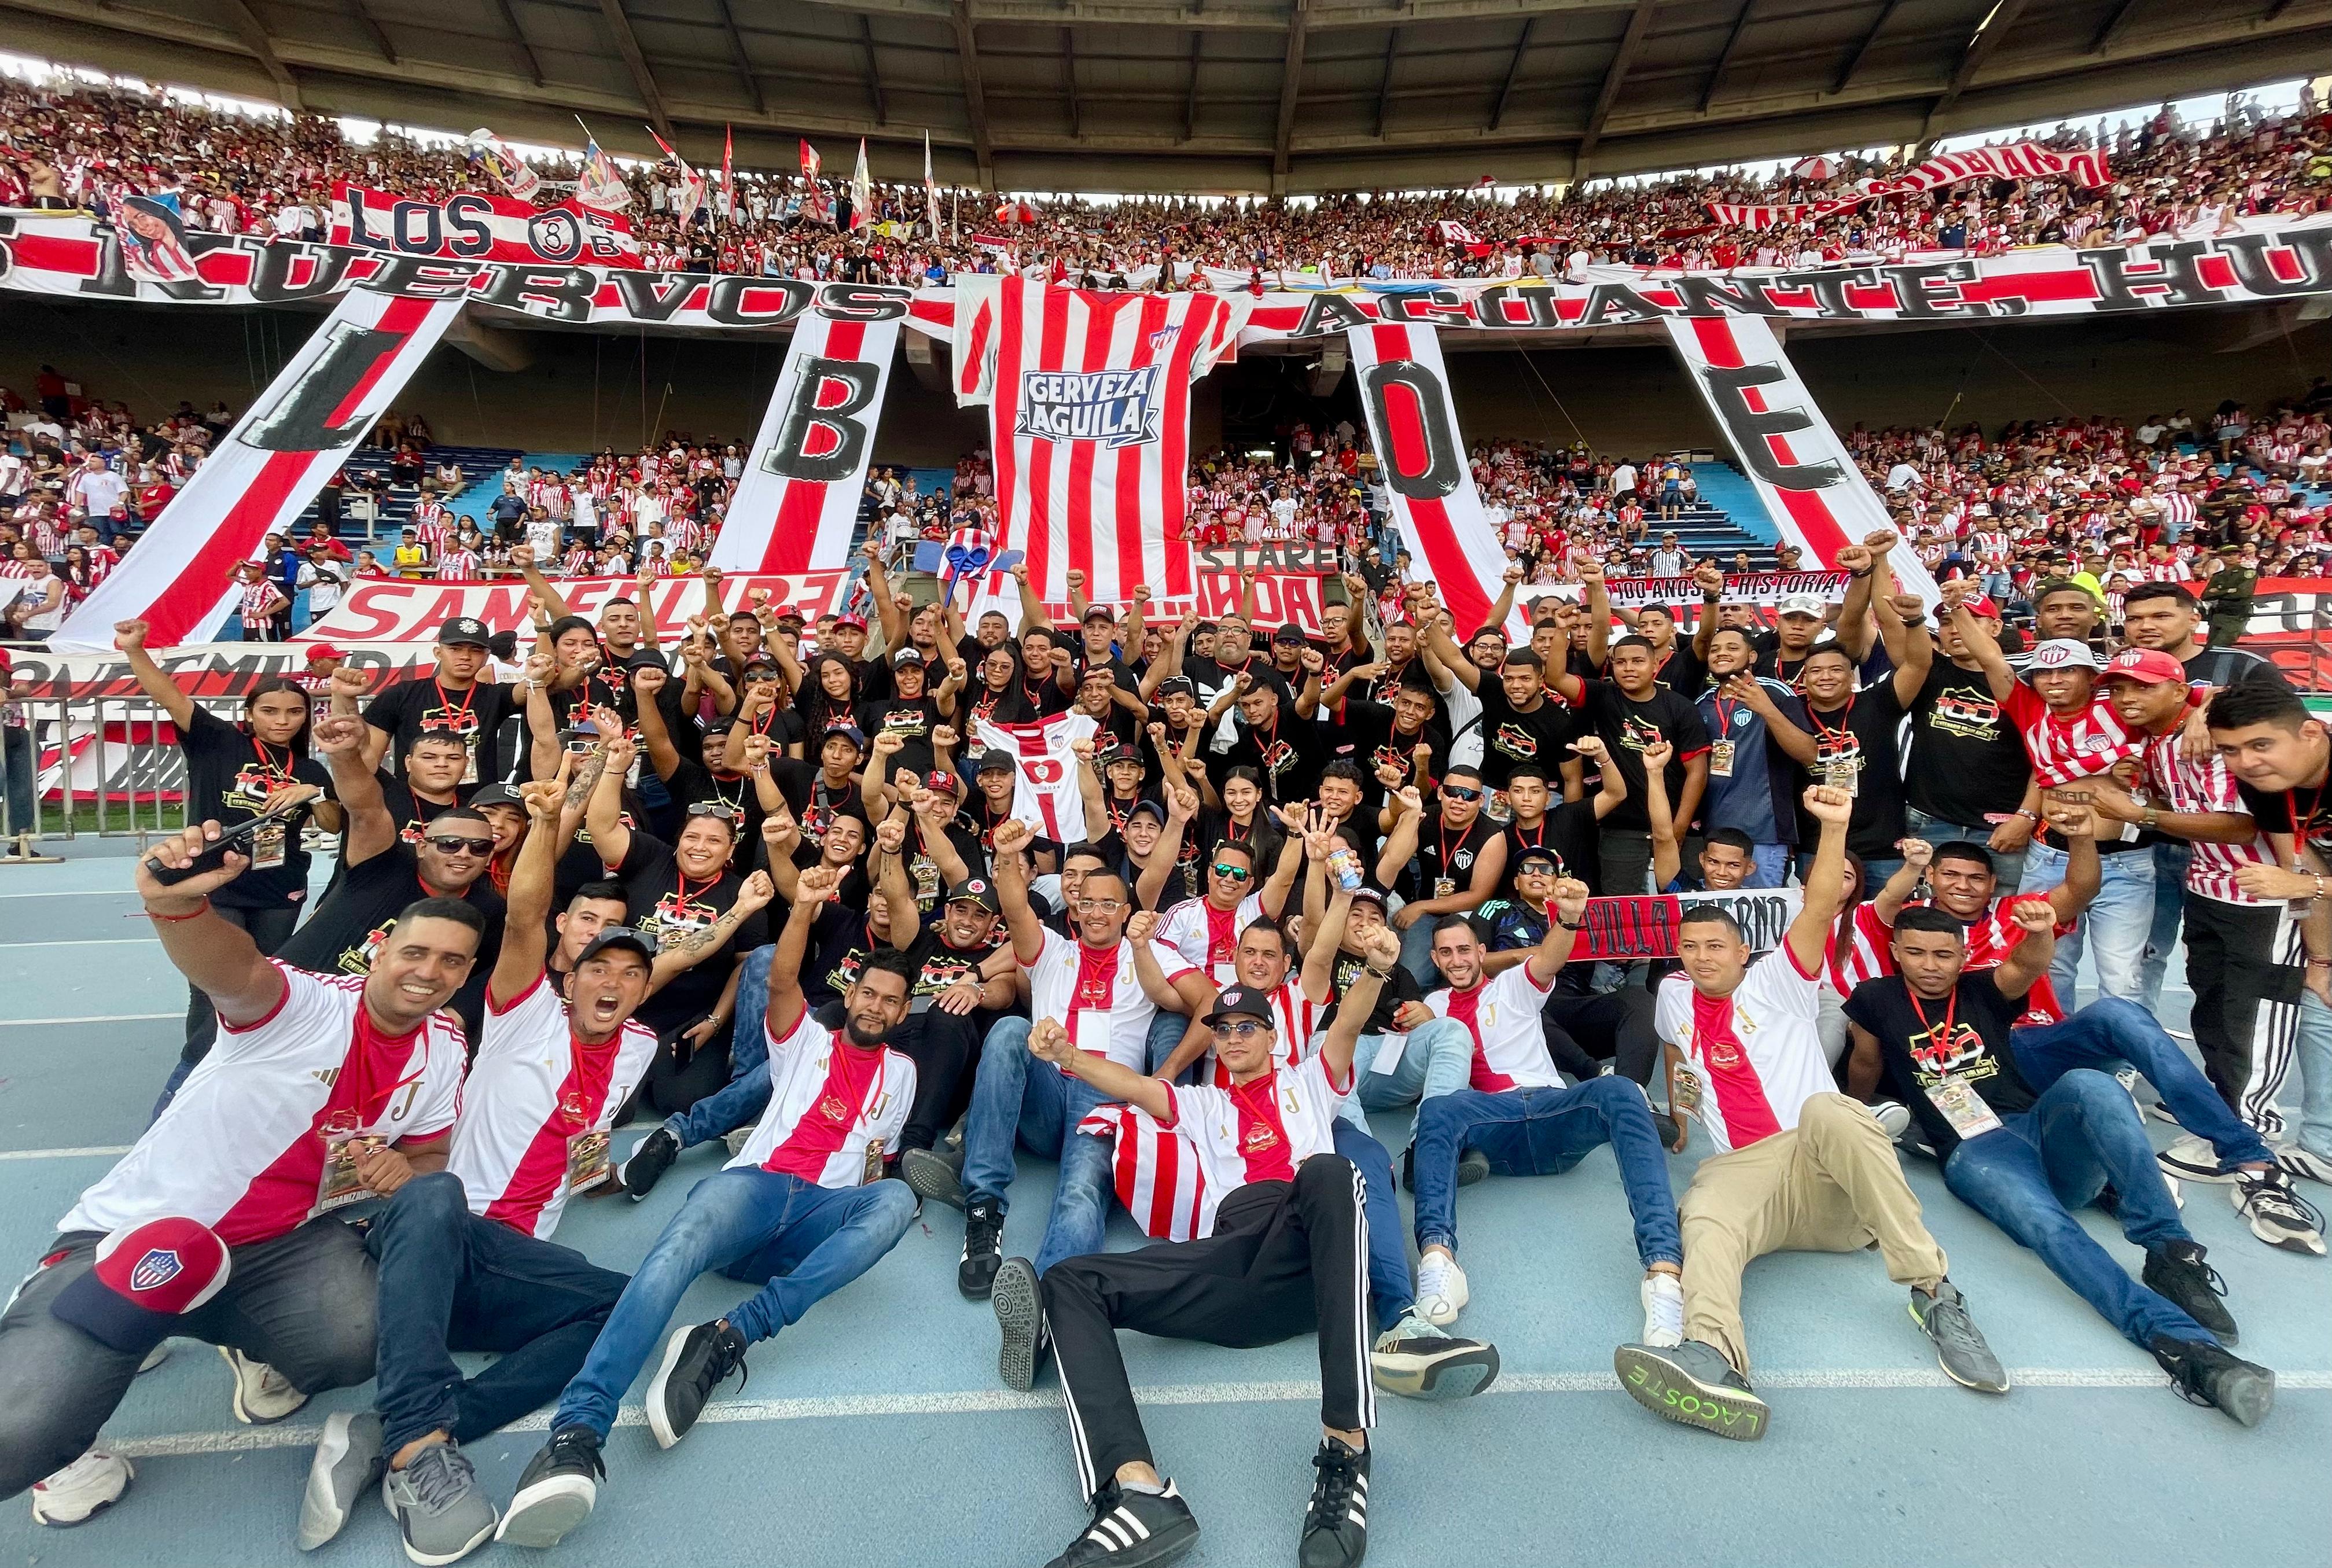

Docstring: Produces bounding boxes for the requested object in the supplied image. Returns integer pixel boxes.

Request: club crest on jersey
[1016,367,1163,449]
[818,1092,851,1124]
[1240,1121,1281,1155]
[128,1249,183,1293]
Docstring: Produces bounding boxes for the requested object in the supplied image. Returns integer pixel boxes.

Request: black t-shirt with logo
[855,694,948,781]
[1338,698,1450,801]
[1325,947,1425,1037]
[903,927,1005,1004]
[1469,683,1576,792]
[1844,973,2037,1158]
[1573,680,1713,834]
[1906,662,2033,830]
[275,842,504,1042]
[1220,703,1326,805]
[363,676,520,782]
[1794,684,1909,858]
[609,831,768,1035]
[1395,812,1500,905]
[1497,798,1604,898]
[807,907,889,1006]
[176,707,332,911]
[901,816,990,917]
[377,772,475,848]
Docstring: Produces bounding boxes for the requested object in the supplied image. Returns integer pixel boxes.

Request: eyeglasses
[1076,897,1126,914]
[425,834,494,856]
[1211,863,1253,881]
[1443,786,1483,803]
[1215,1019,1272,1040]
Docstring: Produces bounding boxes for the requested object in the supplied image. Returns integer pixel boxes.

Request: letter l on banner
[708,309,902,572]
[1661,314,1939,605]
[1344,321,1521,638]
[52,286,469,650]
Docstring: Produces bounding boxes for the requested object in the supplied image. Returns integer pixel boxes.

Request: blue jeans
[551,1168,915,1439]
[1745,843,1790,890]
[0,725,33,838]
[1903,805,2025,897]
[1943,1071,2213,1349]
[729,946,777,1080]
[2020,840,2154,1004]
[2011,998,2275,1171]
[1396,916,1442,986]
[665,1059,773,1149]
[365,1172,629,1453]
[1145,1009,1192,1079]
[1332,1019,1473,1146]
[2139,840,2192,1013]
[2295,992,2332,1171]
[1407,1077,1683,1268]
[1330,1117,1413,1333]
[961,1016,1116,1275]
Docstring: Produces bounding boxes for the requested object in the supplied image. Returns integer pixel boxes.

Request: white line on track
[0,889,141,897]
[0,1144,131,1160]
[0,1013,178,1026]
[6,938,159,947]
[101,1368,2332,1459]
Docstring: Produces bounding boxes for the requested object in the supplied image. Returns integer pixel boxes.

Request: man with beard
[496,867,921,1549]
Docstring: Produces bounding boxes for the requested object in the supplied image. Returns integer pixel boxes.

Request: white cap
[1776,592,1827,618]
[2024,639,2103,680]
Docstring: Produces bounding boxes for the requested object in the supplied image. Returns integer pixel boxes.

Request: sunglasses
[1215,1019,1272,1040]
[425,834,494,856]
[1443,786,1483,802]
[1210,862,1252,881]
[686,802,740,820]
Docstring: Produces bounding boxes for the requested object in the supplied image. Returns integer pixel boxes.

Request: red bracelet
[143,898,211,923]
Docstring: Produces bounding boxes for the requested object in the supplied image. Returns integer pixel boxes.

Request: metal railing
[0,691,236,851]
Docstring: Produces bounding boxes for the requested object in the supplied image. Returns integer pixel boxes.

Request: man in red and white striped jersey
[0,822,473,1519]
[500,866,918,1549]
[1949,596,2154,1004]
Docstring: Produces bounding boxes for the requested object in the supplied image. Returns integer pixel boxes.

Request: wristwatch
[1558,914,1588,931]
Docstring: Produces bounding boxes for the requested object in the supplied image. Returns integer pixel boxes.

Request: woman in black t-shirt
[119,620,341,1079]
[962,642,1038,726]
[792,653,861,756]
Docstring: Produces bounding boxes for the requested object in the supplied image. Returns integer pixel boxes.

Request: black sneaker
[495,1425,604,1549]
[1369,1311,1500,1401]
[1614,1339,1771,1441]
[620,1127,679,1201]
[1397,1144,1490,1191]
[958,1195,1005,1299]
[646,1319,748,1449]
[903,1146,968,1212]
[1042,1479,1200,1568]
[993,1255,1045,1391]
[2143,1239,2239,1345]
[2232,1166,2327,1255]
[1908,1280,2009,1393]
[2150,1335,2276,1427]
[1299,1437,1370,1568]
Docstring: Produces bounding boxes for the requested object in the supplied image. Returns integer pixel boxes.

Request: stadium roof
[4,0,2323,193]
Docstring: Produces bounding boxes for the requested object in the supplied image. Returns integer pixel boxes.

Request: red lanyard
[1711,693,1736,735]
[1905,984,1959,1056]
[249,733,289,776]
[2287,784,2327,867]
[1809,694,1854,742]
[674,870,716,908]
[432,677,476,724]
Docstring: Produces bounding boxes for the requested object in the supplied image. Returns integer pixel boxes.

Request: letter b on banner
[1361,360,1462,500]
[767,356,879,484]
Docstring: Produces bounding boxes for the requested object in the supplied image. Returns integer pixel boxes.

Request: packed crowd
[8,70,2332,284]
[0,487,2324,1563]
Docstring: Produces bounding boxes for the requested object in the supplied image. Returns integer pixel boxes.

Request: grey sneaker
[992,1256,1044,1392]
[1369,1310,1500,1400]
[297,1409,385,1551]
[382,1441,498,1566]
[1911,1280,2009,1393]
[902,1145,968,1212]
[1614,1339,1770,1441]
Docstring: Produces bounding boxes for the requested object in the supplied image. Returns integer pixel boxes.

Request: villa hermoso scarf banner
[9,212,2332,336]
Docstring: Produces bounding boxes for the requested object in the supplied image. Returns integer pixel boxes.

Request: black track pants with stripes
[1042,1153,1375,1500]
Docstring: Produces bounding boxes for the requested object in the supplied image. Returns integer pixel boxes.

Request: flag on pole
[722,124,735,228]
[924,131,941,240]
[799,138,821,182]
[465,129,540,200]
[573,121,630,212]
[646,126,706,231]
[851,137,873,233]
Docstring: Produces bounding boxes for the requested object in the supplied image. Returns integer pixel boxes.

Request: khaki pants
[1677,1093,1947,1376]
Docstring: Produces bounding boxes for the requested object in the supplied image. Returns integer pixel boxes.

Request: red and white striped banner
[1078,1102,1217,1242]
[950,277,1244,605]
[1704,142,2111,230]
[1662,314,1938,603]
[708,309,903,572]
[329,182,642,266]
[1343,319,1521,641]
[51,286,470,651]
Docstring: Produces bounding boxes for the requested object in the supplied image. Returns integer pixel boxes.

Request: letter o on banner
[1361,360,1462,502]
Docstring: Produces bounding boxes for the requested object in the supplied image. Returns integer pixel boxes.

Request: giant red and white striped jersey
[975,711,1098,844]
[950,278,1241,606]
[2003,683,2145,787]
[726,1008,915,1188]
[61,965,466,1246]
[451,975,657,1239]
[2136,730,2274,905]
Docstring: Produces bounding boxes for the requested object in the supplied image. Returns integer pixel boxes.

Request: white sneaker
[1639,1272,1685,1349]
[219,1345,308,1425]
[1870,1100,1912,1143]
[31,1448,131,1526]
[2157,1132,2234,1184]
[1414,1252,1469,1327]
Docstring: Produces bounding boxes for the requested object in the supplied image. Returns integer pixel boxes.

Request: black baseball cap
[1154,675,1195,698]
[1513,846,1561,874]
[976,748,1016,774]
[1272,624,1308,645]
[576,929,655,967]
[437,617,492,647]
[946,876,1001,914]
[892,647,925,667]
[1203,985,1275,1027]
[468,782,524,810]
